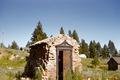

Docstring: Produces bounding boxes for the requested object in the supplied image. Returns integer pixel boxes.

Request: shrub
[91,57,100,68]
[6,71,15,80]
[72,71,83,80]
[33,67,42,80]
[15,71,22,80]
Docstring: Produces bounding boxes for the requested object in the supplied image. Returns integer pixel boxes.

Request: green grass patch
[0,48,28,79]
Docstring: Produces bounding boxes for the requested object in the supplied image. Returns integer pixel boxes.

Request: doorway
[58,51,63,80]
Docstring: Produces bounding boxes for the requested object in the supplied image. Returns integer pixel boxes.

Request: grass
[0,48,29,80]
[0,48,28,68]
[0,48,120,80]
[0,56,26,69]
[80,58,120,80]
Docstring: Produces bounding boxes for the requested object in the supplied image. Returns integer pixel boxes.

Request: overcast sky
[0,0,120,50]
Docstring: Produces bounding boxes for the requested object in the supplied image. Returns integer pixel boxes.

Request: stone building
[23,34,82,80]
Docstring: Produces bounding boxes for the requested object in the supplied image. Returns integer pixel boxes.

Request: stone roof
[31,34,79,48]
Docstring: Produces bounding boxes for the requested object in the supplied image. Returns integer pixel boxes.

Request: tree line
[0,21,119,58]
[79,39,118,58]
[60,27,118,58]
[27,21,119,58]
[0,40,19,50]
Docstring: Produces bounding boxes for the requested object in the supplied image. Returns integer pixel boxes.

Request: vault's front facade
[23,34,82,80]
[56,41,73,80]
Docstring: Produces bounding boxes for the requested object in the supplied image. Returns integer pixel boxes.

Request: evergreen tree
[108,40,118,56]
[89,40,97,58]
[79,39,89,57]
[101,44,109,58]
[68,30,72,37]
[60,27,65,34]
[8,44,11,49]
[11,41,19,50]
[26,41,31,48]
[96,42,102,57]
[31,21,47,44]
[0,43,6,48]
[50,35,53,37]
[91,57,100,68]
[72,30,80,43]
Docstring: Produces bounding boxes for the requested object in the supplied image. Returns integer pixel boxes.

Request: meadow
[0,48,120,80]
[0,48,28,80]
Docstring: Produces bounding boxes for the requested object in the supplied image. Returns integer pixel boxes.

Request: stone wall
[23,34,82,80]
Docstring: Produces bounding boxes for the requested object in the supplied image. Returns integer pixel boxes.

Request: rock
[79,54,87,59]
[7,67,13,70]
[20,57,25,60]
[21,77,31,80]
[9,54,20,61]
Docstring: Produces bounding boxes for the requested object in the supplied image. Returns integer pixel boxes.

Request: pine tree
[96,42,102,57]
[8,44,11,49]
[101,44,109,58]
[72,30,80,43]
[79,39,89,57]
[0,43,6,48]
[68,30,72,37]
[91,57,100,68]
[11,41,19,50]
[31,21,47,44]
[26,41,31,48]
[108,40,118,56]
[60,27,65,34]
[89,40,97,58]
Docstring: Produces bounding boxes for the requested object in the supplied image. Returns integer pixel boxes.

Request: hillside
[0,48,29,80]
[0,48,120,80]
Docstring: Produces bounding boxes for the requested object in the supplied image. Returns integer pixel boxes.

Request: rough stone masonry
[23,34,82,80]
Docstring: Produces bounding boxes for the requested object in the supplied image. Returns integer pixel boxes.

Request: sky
[0,0,120,50]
